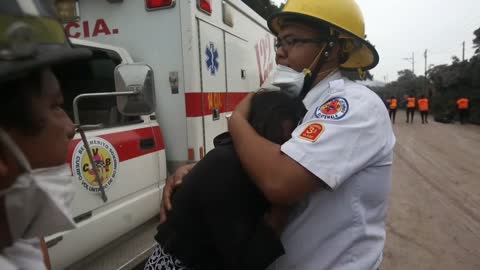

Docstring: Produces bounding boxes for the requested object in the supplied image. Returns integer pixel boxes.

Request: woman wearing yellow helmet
[269,0,379,99]
[227,1,395,269]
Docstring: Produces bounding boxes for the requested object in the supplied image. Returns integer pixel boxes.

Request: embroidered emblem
[315,97,349,120]
[299,122,325,142]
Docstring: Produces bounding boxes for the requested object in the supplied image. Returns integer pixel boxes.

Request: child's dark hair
[248,90,306,144]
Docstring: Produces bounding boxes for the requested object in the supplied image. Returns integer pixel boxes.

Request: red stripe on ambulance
[185,92,249,117]
[67,126,164,164]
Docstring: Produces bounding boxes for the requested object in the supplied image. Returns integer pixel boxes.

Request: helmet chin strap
[299,41,337,100]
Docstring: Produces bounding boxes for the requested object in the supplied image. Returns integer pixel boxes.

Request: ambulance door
[53,47,161,230]
[225,33,252,113]
[49,46,164,269]
[198,20,227,153]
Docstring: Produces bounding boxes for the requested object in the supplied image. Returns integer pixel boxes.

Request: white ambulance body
[47,0,276,269]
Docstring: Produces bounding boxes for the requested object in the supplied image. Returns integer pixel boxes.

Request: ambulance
[46,0,277,268]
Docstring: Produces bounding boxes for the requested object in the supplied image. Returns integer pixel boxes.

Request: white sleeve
[0,256,17,270]
[281,94,393,190]
[2,239,46,270]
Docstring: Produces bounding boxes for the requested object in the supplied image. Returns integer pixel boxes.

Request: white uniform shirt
[0,256,17,270]
[268,71,396,270]
[1,239,46,270]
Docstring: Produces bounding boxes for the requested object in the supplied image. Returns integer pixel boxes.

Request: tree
[242,0,280,20]
[372,69,428,108]
[367,27,480,124]
[425,28,480,124]
[397,69,416,82]
[451,56,460,64]
[342,70,373,81]
[473,27,480,55]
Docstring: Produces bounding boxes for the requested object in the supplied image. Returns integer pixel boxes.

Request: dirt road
[382,117,480,270]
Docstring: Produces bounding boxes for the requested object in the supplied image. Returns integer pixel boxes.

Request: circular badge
[315,97,349,120]
[71,137,119,193]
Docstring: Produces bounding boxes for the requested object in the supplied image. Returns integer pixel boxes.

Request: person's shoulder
[204,144,236,162]
[342,78,376,96]
[340,78,385,109]
[190,144,239,177]
[178,144,239,197]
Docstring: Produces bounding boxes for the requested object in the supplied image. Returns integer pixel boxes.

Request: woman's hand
[159,163,196,223]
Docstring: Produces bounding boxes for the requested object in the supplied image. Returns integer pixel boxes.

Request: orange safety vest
[457,98,469,109]
[389,98,398,109]
[407,97,416,108]
[418,98,429,112]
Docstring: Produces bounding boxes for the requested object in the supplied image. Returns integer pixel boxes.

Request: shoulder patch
[299,122,325,142]
[315,97,349,120]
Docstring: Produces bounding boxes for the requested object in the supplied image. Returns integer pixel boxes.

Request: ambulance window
[53,48,143,129]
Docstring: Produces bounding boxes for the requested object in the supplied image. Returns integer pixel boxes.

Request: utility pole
[462,41,465,61]
[412,52,415,74]
[424,49,429,97]
[424,49,428,77]
[403,52,415,74]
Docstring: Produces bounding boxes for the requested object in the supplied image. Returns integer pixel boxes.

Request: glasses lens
[274,38,281,51]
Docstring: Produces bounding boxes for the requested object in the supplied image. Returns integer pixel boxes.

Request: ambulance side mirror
[114,63,156,116]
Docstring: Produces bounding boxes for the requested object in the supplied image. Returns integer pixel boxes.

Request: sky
[271,0,480,82]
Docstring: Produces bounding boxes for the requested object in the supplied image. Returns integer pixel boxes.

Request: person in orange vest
[386,96,398,124]
[457,97,470,124]
[406,94,416,124]
[418,95,429,124]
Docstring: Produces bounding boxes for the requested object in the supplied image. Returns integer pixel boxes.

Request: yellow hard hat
[268,0,379,71]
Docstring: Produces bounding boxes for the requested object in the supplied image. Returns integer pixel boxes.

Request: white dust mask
[272,65,310,97]
[0,129,76,241]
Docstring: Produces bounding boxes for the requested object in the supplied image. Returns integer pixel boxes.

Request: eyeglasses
[274,37,329,52]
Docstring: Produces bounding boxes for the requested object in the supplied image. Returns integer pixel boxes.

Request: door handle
[140,138,155,151]
[212,108,220,121]
[73,211,92,223]
[46,236,63,248]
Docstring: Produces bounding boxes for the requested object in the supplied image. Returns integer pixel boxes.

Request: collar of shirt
[303,70,343,109]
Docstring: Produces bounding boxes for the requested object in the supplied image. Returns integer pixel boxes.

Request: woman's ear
[337,40,350,64]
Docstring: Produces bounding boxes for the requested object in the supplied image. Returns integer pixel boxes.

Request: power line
[403,52,415,74]
[413,42,470,59]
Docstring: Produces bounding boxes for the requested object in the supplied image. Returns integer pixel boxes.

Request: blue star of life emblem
[205,42,219,75]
